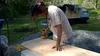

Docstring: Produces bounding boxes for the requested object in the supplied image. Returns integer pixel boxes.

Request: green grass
[2,9,100,45]
[72,9,100,31]
[2,15,47,44]
[72,17,100,31]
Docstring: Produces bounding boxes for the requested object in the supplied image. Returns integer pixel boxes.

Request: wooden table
[21,38,100,56]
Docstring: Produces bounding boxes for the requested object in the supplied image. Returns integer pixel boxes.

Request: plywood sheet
[21,38,100,56]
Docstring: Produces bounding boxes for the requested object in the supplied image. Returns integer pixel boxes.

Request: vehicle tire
[81,17,89,24]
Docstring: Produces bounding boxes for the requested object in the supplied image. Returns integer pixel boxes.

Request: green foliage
[10,0,29,14]
[0,0,30,19]
[88,8,100,17]
[98,0,100,9]
[0,6,10,19]
[44,0,100,9]
[89,11,98,16]
[72,9,100,31]
[75,0,83,5]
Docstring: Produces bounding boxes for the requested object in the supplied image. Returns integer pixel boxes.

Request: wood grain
[21,38,100,56]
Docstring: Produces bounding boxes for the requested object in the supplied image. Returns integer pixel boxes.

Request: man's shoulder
[48,5,60,13]
[48,5,59,10]
[48,5,57,7]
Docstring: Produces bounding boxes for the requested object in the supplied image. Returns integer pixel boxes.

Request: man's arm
[55,24,62,51]
[45,27,50,33]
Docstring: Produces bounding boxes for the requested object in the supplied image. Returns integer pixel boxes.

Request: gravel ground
[69,30,100,53]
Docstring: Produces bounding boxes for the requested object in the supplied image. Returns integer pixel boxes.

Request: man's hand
[45,28,49,32]
[41,28,49,33]
[56,45,62,51]
[55,24,63,51]
[52,45,63,51]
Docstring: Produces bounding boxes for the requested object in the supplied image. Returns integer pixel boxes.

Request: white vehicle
[58,4,89,25]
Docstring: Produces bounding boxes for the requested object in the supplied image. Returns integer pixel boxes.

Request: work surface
[21,38,100,56]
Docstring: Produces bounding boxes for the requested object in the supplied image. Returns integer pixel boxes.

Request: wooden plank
[21,38,100,56]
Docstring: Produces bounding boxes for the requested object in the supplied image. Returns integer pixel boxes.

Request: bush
[0,0,30,20]
[11,0,30,15]
[89,11,98,16]
[0,6,10,19]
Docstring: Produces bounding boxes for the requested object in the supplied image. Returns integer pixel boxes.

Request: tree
[96,0,98,9]
[44,0,75,5]
[0,0,30,19]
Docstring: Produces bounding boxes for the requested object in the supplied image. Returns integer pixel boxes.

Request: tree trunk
[96,0,98,9]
